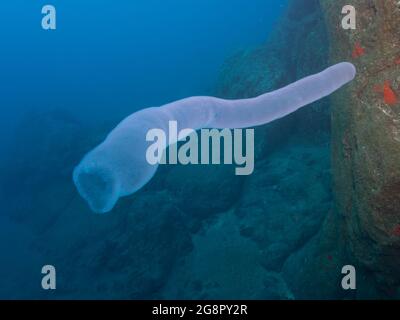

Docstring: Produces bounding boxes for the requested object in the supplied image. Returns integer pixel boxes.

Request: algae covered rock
[320,0,400,292]
[164,164,244,220]
[44,190,193,299]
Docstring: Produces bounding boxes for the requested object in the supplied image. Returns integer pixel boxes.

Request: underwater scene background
[1,0,400,299]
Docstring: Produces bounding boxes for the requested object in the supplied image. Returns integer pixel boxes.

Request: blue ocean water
[0,0,285,129]
[0,0,345,299]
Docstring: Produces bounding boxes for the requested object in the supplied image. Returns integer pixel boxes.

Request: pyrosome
[73,62,356,213]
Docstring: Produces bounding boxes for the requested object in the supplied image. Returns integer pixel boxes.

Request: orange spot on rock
[395,58,400,65]
[383,81,398,105]
[352,42,365,59]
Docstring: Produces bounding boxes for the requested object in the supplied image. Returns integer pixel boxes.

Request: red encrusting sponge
[352,42,365,59]
[374,81,398,106]
[383,81,398,105]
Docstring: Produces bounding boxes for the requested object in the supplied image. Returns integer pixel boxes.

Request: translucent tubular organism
[73,62,356,213]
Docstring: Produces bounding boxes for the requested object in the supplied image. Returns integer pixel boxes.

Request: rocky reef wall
[320,0,400,294]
